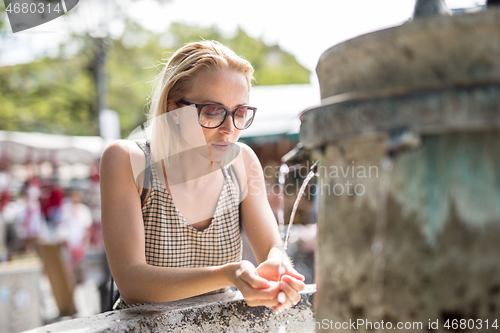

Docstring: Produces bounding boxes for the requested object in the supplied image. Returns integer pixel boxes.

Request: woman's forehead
[187,69,249,104]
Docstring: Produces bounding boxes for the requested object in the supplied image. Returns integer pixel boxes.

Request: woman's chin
[209,143,238,165]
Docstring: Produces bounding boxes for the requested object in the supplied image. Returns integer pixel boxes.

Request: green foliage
[0,22,310,137]
[0,1,6,31]
[167,23,311,86]
[0,55,96,134]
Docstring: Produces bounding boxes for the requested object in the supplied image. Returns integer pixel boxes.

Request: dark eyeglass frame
[178,99,257,130]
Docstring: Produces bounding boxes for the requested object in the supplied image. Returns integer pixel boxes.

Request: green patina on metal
[391,130,500,246]
[239,133,298,145]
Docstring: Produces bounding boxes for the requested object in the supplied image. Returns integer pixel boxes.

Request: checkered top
[137,141,242,268]
[114,141,242,310]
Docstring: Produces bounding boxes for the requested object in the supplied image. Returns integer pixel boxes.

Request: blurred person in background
[86,163,103,250]
[0,205,6,261]
[56,188,93,282]
[41,181,65,240]
[0,183,11,260]
[4,178,44,253]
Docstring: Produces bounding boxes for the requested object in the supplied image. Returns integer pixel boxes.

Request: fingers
[284,265,305,282]
[282,274,305,293]
[237,261,271,290]
[255,259,281,281]
[236,261,280,308]
[238,261,305,312]
[273,296,293,313]
[243,281,280,308]
[246,296,280,308]
[245,270,272,290]
[273,278,303,313]
[244,277,304,312]
[281,277,303,304]
[255,259,305,283]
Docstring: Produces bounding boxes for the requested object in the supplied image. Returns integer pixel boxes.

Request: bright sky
[0,0,486,83]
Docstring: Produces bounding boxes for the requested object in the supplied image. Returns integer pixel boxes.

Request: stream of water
[277,161,319,306]
[281,161,319,268]
[277,164,290,248]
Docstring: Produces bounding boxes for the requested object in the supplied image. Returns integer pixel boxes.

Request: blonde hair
[147,41,254,164]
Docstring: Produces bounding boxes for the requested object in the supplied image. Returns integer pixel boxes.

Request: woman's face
[182,68,249,154]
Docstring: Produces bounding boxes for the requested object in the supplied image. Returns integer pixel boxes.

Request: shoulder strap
[229,164,243,230]
[229,164,243,202]
[135,141,152,207]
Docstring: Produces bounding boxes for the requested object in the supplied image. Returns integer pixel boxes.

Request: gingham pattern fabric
[114,141,242,309]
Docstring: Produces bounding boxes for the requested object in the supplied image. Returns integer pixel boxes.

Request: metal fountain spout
[281,143,318,165]
[412,0,451,18]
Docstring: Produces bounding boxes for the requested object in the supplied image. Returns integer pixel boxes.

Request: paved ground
[39,247,106,325]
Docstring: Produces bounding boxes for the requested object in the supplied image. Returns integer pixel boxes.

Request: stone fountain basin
[24,284,316,333]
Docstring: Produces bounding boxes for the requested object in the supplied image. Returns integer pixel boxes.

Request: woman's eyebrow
[202,100,248,108]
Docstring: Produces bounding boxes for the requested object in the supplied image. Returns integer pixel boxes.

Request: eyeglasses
[178,100,257,130]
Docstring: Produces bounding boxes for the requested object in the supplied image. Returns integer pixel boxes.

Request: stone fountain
[295,1,500,332]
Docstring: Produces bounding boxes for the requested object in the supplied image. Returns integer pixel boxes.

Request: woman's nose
[219,115,235,135]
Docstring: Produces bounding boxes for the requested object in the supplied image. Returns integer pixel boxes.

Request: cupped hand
[256,259,305,313]
[273,275,305,313]
[229,260,281,309]
[256,258,305,282]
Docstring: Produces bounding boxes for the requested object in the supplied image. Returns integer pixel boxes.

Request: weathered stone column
[300,8,500,332]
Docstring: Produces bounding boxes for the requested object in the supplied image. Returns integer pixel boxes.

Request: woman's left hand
[256,259,305,312]
[255,258,303,282]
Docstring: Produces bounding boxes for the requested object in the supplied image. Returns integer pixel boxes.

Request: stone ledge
[24,284,316,333]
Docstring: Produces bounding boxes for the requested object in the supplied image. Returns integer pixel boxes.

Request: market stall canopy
[0,130,105,164]
[241,83,320,144]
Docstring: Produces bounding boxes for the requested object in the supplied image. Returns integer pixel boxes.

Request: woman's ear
[167,100,181,125]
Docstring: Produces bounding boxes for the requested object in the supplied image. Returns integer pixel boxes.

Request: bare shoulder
[101,140,143,161]
[101,141,128,168]
[237,142,261,166]
[238,142,263,175]
[100,140,145,183]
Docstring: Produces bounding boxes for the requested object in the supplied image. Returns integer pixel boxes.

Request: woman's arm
[238,143,295,265]
[100,140,280,306]
[238,144,305,312]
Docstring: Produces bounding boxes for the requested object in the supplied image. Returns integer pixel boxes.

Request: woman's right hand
[227,260,281,309]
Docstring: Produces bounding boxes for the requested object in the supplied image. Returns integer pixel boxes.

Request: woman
[100,41,304,312]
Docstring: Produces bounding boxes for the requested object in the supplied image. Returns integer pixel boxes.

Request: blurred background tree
[0,4,5,31]
[0,3,310,137]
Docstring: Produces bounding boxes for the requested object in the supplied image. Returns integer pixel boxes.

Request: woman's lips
[211,142,231,151]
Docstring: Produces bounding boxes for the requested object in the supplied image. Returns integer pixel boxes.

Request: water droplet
[278,292,287,303]
[280,164,290,174]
